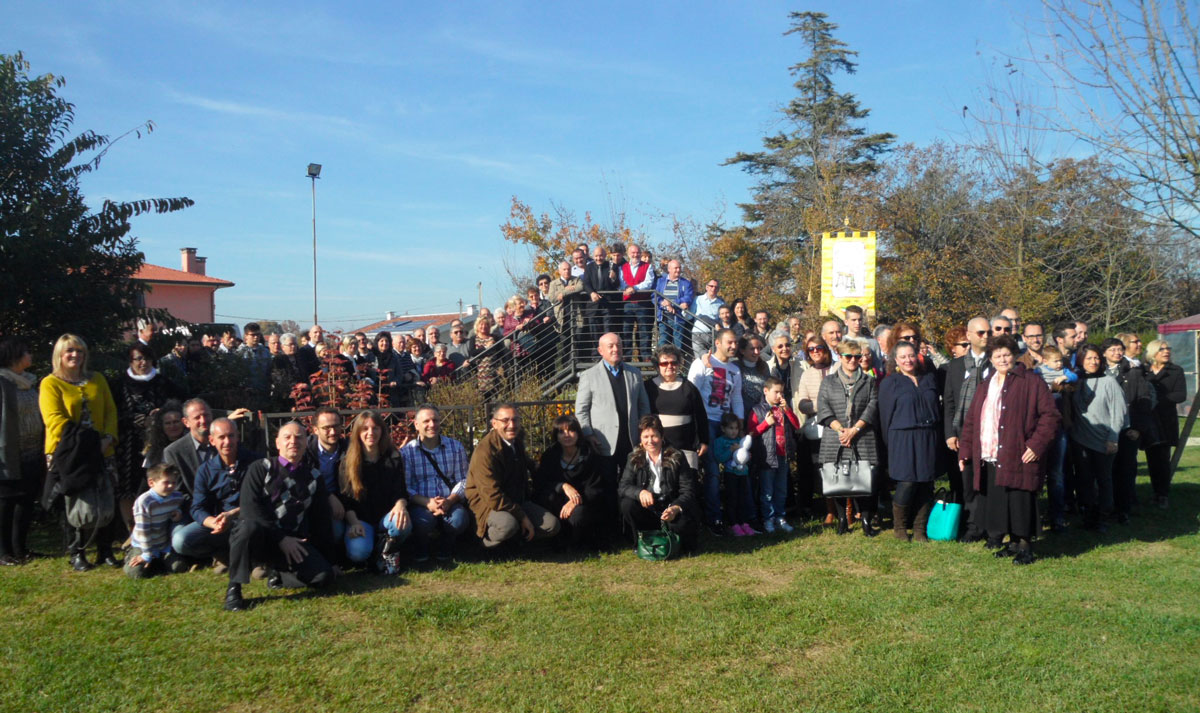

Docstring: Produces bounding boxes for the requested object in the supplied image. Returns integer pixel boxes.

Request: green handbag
[636,523,681,561]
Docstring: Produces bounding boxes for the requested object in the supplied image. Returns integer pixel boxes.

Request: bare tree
[1013,0,1199,240]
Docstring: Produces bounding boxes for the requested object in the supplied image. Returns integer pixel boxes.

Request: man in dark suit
[163,398,215,496]
[942,316,992,541]
[581,245,619,355]
[295,324,325,383]
[465,404,560,549]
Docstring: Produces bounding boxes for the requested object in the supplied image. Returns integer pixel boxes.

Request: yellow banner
[819,230,876,316]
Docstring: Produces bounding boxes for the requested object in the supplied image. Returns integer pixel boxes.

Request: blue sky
[4,1,1031,331]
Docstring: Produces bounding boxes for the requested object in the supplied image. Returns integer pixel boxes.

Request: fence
[253,400,576,456]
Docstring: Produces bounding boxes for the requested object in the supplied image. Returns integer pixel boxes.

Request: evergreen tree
[0,52,192,352]
[725,11,895,243]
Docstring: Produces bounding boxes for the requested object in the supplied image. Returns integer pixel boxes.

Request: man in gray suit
[163,398,216,496]
[575,332,650,527]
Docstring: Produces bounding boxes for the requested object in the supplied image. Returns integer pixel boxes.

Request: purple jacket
[959,366,1060,492]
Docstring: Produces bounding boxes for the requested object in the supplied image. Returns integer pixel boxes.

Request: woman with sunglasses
[644,345,710,470]
[959,335,1060,563]
[879,340,942,541]
[795,335,834,522]
[816,340,880,535]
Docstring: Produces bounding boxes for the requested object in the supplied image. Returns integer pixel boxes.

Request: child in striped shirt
[124,464,186,579]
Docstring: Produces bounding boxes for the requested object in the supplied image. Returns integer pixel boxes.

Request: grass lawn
[2,449,1198,713]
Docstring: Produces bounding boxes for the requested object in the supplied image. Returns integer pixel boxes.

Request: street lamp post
[307,163,321,326]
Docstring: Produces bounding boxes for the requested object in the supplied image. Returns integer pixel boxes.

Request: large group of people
[0,257,1191,611]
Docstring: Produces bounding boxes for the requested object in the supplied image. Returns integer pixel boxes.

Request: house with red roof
[134,248,234,324]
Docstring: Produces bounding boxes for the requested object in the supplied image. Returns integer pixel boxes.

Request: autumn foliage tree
[500,196,634,276]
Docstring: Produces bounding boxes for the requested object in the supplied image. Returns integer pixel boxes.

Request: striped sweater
[131,489,184,559]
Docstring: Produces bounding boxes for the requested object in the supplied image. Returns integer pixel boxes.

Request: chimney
[194,256,207,276]
[464,304,478,317]
[180,248,205,275]
[386,311,396,321]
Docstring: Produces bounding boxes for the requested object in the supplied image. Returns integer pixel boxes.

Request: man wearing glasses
[690,279,725,359]
[1018,323,1047,369]
[990,315,1014,337]
[444,321,471,369]
[466,403,561,549]
[941,316,992,541]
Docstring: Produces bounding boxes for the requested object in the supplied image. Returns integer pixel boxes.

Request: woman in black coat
[878,341,942,542]
[618,415,699,553]
[534,415,604,550]
[113,343,181,533]
[816,340,879,536]
[1142,339,1187,509]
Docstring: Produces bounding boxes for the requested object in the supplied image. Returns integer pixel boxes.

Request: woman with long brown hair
[339,411,411,574]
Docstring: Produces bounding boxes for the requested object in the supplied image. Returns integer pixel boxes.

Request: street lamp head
[307,163,322,178]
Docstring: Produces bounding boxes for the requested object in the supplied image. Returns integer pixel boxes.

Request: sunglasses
[807,347,826,353]
[840,353,861,360]
[993,327,1013,333]
[897,335,917,342]
[955,341,970,348]
[658,361,678,368]
[974,330,988,336]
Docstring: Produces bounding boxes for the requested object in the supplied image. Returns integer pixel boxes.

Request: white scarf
[126,367,159,382]
[0,368,36,390]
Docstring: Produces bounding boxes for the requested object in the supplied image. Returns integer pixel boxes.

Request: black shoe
[381,536,403,556]
[960,531,986,544]
[267,571,284,590]
[1050,519,1068,534]
[0,555,20,566]
[97,552,121,568]
[706,521,726,538]
[224,584,247,611]
[1115,512,1130,525]
[1012,550,1036,565]
[985,536,1006,550]
[861,518,878,538]
[70,552,93,571]
[993,544,1017,558]
[835,512,849,535]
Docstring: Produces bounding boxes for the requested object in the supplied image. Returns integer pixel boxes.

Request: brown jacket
[466,428,535,537]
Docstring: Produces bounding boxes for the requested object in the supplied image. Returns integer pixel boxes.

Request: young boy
[749,378,801,533]
[124,464,187,579]
[1034,346,1075,531]
[712,412,756,536]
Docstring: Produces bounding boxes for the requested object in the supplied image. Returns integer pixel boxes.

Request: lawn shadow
[1034,481,1200,560]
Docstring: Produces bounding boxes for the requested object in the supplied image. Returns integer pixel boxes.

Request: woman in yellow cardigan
[40,334,120,571]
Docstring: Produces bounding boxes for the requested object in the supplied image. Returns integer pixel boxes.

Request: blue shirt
[191,446,259,524]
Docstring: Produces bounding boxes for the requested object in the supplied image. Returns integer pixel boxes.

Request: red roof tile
[135,263,234,287]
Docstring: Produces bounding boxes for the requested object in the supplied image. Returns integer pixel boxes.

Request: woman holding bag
[878,340,942,542]
[958,335,1060,564]
[39,334,120,571]
[816,339,880,536]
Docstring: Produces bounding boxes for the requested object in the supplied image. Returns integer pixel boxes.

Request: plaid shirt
[400,436,468,499]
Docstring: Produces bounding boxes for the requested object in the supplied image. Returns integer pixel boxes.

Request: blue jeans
[759,460,790,523]
[1045,431,1068,524]
[623,300,652,357]
[410,502,472,558]
[658,315,686,349]
[344,511,413,563]
[701,420,724,524]
[172,520,230,559]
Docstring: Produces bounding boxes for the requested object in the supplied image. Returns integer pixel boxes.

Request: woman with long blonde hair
[39,334,120,571]
[338,411,411,574]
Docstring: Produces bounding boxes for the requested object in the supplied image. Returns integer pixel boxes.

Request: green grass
[3,451,1199,713]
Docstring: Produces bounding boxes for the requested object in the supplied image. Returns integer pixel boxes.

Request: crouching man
[224,421,334,611]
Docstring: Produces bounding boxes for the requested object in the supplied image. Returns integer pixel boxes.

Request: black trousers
[1113,432,1140,515]
[961,460,985,538]
[228,519,333,587]
[620,497,697,553]
[980,461,1037,540]
[1145,444,1173,498]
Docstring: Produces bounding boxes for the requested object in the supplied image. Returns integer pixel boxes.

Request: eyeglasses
[131,356,148,362]
[897,334,917,342]
[840,353,861,360]
[706,283,718,288]
[807,347,825,353]
[492,416,520,425]
[658,361,678,368]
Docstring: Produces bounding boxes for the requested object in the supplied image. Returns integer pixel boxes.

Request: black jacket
[582,260,618,299]
[618,447,697,515]
[1145,361,1186,447]
[1111,358,1155,434]
[43,421,103,504]
[534,442,604,510]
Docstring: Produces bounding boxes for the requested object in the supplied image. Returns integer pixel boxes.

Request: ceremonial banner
[819,229,876,316]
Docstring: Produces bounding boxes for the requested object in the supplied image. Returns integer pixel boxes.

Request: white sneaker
[762,518,777,534]
[776,518,794,533]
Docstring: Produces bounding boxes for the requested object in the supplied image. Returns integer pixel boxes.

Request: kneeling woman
[535,415,604,550]
[339,411,412,573]
[958,336,1060,564]
[617,415,699,553]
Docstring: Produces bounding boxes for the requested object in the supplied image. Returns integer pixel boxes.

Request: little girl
[713,412,757,536]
